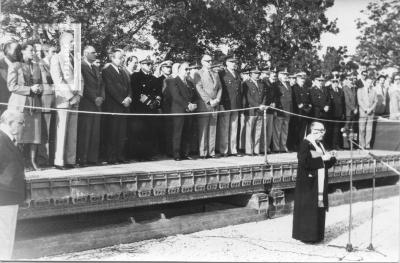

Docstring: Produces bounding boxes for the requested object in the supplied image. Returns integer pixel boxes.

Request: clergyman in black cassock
[292,122,337,243]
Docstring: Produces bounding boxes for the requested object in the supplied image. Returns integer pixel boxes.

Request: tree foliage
[1,0,159,59]
[355,0,400,70]
[150,0,338,68]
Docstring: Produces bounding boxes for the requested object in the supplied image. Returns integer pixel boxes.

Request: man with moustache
[194,54,222,159]
[218,55,242,157]
[50,31,82,169]
[77,46,105,166]
[0,41,20,115]
[102,48,131,164]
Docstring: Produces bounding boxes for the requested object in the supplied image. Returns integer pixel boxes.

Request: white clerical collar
[0,124,14,142]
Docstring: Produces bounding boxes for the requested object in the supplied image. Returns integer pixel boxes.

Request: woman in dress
[7,42,43,170]
[292,121,337,243]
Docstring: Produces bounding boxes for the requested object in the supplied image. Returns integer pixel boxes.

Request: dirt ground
[43,195,399,262]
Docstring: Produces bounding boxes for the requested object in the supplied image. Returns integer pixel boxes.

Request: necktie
[12,138,17,146]
[208,70,214,84]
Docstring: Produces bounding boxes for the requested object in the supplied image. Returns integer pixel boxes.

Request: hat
[288,74,296,79]
[377,74,387,80]
[331,77,340,82]
[249,66,262,74]
[295,72,307,78]
[188,61,201,69]
[159,60,173,68]
[140,56,153,64]
[225,55,239,63]
[270,67,278,73]
[278,68,289,75]
[315,75,325,81]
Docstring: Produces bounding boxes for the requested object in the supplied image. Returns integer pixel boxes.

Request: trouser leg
[54,109,67,166]
[254,115,263,154]
[208,113,217,156]
[230,112,238,154]
[198,115,210,157]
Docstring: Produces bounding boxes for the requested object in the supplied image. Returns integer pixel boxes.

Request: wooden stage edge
[26,150,400,180]
[19,150,400,220]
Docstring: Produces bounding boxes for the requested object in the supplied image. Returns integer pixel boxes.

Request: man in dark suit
[327,77,345,149]
[102,48,132,164]
[242,67,269,155]
[0,110,26,259]
[130,56,162,160]
[77,46,105,166]
[292,72,312,150]
[309,75,331,120]
[263,68,280,153]
[0,41,19,115]
[168,62,197,160]
[273,69,292,153]
[218,55,242,156]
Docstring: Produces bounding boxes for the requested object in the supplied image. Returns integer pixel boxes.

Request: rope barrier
[1,102,400,123]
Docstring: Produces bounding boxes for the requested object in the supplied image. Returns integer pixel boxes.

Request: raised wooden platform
[20,150,400,220]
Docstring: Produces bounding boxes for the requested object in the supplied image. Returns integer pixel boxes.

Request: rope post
[367,159,377,251]
[263,108,268,165]
[346,128,354,252]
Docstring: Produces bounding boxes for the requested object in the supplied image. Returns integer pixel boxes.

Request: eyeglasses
[312,129,326,133]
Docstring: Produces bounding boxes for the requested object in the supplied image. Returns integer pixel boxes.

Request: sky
[319,0,374,56]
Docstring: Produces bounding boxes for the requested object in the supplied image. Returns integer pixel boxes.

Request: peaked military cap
[159,60,173,68]
[140,56,153,64]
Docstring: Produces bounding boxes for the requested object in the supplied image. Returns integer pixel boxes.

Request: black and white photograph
[0,0,399,261]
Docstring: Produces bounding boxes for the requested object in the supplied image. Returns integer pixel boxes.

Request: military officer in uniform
[158,60,173,156]
[263,67,280,153]
[130,56,162,160]
[291,72,312,150]
[218,55,242,156]
[327,77,345,149]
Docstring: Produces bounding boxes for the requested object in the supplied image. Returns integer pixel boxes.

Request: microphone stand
[343,128,400,252]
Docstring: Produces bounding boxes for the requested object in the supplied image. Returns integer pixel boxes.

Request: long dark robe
[292,139,336,242]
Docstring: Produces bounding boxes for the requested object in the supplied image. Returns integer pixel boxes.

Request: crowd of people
[1,31,400,171]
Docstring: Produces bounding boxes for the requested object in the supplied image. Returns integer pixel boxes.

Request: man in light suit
[218,55,242,157]
[0,110,25,259]
[357,79,377,149]
[194,54,222,158]
[0,41,19,115]
[50,31,82,169]
[273,69,291,153]
[77,46,105,166]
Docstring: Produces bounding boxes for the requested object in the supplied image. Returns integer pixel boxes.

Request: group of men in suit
[0,34,388,170]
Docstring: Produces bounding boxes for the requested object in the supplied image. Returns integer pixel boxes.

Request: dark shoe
[78,163,88,168]
[55,165,68,170]
[182,156,193,160]
[118,159,129,164]
[87,161,101,166]
[208,155,217,159]
[174,157,181,161]
[65,164,76,169]
[220,154,229,157]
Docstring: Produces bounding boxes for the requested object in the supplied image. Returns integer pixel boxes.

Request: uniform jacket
[194,68,222,112]
[357,86,377,116]
[220,69,242,110]
[160,75,173,113]
[292,84,312,115]
[276,80,292,117]
[328,86,345,119]
[242,79,268,116]
[7,61,42,113]
[102,64,131,113]
[342,82,357,117]
[131,69,162,113]
[374,83,389,116]
[309,86,331,118]
[0,57,10,105]
[264,79,282,114]
[50,52,82,108]
[168,76,196,113]
[38,59,54,112]
[80,61,105,112]
[0,130,26,206]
